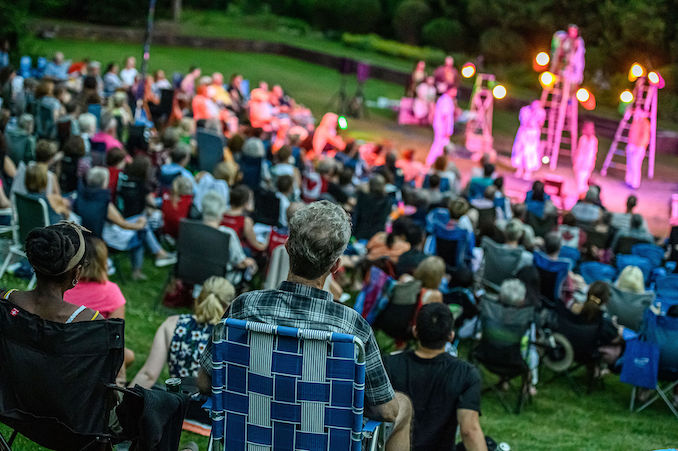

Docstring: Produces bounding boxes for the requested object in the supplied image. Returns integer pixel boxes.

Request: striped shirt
[200,281,395,406]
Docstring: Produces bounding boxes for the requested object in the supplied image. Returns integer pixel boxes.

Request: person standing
[427,85,457,167]
[625,109,651,189]
[511,100,546,180]
[572,121,598,195]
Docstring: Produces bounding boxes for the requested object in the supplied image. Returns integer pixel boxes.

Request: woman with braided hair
[0,222,101,323]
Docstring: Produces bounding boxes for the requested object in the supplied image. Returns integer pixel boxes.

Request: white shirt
[120,67,138,87]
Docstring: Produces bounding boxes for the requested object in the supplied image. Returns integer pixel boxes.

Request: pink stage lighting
[492,84,507,99]
[620,90,634,103]
[576,88,596,110]
[648,71,666,89]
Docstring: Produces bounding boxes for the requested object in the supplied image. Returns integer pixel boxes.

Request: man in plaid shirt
[199,201,411,451]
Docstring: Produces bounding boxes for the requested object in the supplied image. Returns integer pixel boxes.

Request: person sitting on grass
[384,302,487,451]
[131,276,235,389]
[221,184,267,252]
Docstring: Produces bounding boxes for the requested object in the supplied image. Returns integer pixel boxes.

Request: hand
[134,216,147,229]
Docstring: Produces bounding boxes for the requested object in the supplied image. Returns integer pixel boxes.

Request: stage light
[648,71,659,84]
[576,88,590,103]
[492,84,507,99]
[539,71,555,89]
[620,90,634,103]
[535,52,550,67]
[338,116,348,130]
[542,156,550,165]
[461,63,476,78]
[629,63,644,82]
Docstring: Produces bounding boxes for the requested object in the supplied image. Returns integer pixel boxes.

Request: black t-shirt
[383,350,481,451]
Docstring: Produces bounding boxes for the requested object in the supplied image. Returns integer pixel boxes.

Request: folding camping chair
[0,301,124,450]
[579,261,617,285]
[625,300,678,419]
[0,193,50,289]
[196,129,224,173]
[480,236,526,294]
[533,251,571,304]
[206,318,387,451]
[472,296,535,413]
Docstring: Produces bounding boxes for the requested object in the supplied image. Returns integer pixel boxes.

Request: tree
[392,0,431,45]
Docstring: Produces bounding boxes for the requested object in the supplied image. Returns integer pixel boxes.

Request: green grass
[3,37,678,450]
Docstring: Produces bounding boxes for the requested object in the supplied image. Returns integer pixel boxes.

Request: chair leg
[0,430,12,451]
[0,250,15,280]
[630,386,637,412]
[656,384,678,419]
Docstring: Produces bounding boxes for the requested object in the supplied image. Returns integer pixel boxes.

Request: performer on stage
[551,24,585,86]
[572,121,598,195]
[625,109,651,190]
[312,112,346,159]
[427,85,457,166]
[511,100,546,180]
[406,60,427,97]
[434,56,459,95]
[412,76,436,125]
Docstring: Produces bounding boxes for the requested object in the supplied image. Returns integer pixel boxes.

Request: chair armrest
[362,420,382,435]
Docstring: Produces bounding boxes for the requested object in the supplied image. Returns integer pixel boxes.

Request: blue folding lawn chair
[207,318,386,451]
[579,261,617,285]
[632,243,664,269]
[559,246,580,270]
[656,275,678,301]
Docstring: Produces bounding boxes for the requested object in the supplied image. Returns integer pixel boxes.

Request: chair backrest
[59,155,80,194]
[36,102,56,140]
[374,279,422,341]
[353,266,394,325]
[616,254,652,285]
[240,155,263,191]
[642,300,678,373]
[631,243,663,268]
[607,285,655,331]
[527,211,557,238]
[252,189,280,227]
[0,302,124,450]
[196,129,224,173]
[87,104,102,130]
[481,236,524,292]
[655,275,678,301]
[116,174,147,218]
[74,186,110,238]
[614,236,645,255]
[19,56,31,78]
[159,88,174,115]
[583,228,609,250]
[533,251,571,303]
[468,177,492,200]
[434,225,469,270]
[209,318,366,451]
[57,119,72,145]
[89,140,107,166]
[579,261,617,285]
[13,192,50,247]
[176,219,231,285]
[558,246,581,269]
[553,301,601,364]
[6,131,30,166]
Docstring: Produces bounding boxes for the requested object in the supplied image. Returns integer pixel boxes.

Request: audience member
[199,201,412,451]
[222,184,267,252]
[384,303,486,451]
[131,276,235,388]
[353,173,392,240]
[610,213,654,252]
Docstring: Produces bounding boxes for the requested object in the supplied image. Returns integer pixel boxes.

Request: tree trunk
[172,0,181,23]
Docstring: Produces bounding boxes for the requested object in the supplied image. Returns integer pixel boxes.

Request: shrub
[479,28,527,63]
[422,18,465,52]
[392,0,431,45]
[312,0,381,34]
[341,33,446,65]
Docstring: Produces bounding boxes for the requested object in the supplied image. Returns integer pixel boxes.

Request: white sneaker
[155,253,177,267]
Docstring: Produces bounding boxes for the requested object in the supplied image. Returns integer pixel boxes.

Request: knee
[394,392,413,425]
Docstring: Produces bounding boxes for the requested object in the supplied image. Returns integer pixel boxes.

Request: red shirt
[267,227,289,257]
[162,194,194,238]
[221,214,246,241]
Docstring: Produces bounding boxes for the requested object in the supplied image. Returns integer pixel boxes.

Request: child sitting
[221,185,267,252]
[162,176,194,238]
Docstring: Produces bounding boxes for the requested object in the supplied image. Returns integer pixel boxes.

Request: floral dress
[168,314,213,379]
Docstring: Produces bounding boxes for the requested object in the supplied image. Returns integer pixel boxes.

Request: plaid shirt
[200,281,395,406]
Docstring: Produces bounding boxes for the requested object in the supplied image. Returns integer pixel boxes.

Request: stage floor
[347,115,678,237]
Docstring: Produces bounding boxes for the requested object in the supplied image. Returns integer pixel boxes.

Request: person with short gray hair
[5,113,36,165]
[499,279,527,307]
[199,200,413,450]
[286,200,351,281]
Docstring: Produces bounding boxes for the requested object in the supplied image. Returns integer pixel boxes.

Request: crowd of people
[0,49,677,451]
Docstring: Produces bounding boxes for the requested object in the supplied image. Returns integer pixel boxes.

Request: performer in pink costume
[312,113,346,158]
[426,86,457,167]
[572,121,598,195]
[511,100,546,179]
[625,109,651,189]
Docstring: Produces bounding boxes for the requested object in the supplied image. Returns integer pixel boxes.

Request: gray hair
[18,113,34,132]
[86,167,109,189]
[101,112,117,133]
[499,279,527,307]
[78,113,97,135]
[505,219,524,243]
[287,200,351,280]
[201,190,227,222]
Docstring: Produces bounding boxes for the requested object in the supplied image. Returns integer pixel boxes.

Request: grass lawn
[2,37,677,450]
